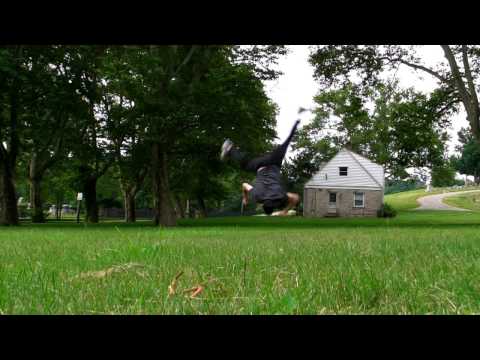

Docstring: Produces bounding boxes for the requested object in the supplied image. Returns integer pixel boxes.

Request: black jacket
[252,165,286,203]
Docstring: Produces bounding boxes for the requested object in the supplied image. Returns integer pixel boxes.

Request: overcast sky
[264,45,469,158]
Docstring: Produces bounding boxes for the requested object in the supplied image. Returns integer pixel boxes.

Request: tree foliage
[309,45,480,142]
[0,45,286,225]
[452,139,480,184]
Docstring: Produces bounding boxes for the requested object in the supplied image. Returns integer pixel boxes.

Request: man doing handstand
[220,119,301,216]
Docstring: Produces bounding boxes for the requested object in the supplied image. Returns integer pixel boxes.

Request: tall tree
[0,46,27,225]
[100,46,150,223]
[65,45,115,223]
[169,56,278,217]
[22,46,80,222]
[120,45,201,226]
[309,45,480,141]
[127,45,285,226]
[0,44,286,226]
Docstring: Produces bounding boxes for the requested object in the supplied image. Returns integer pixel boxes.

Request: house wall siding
[350,152,384,187]
[305,149,383,189]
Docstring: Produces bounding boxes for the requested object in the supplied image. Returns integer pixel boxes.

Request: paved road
[415,190,480,211]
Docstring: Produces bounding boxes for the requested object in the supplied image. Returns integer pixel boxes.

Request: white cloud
[264,45,317,142]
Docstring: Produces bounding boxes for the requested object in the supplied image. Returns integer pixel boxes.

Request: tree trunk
[55,192,63,220]
[83,177,99,223]
[469,112,480,142]
[28,154,44,223]
[440,46,480,141]
[55,201,61,220]
[151,142,177,227]
[28,146,64,223]
[29,176,44,223]
[0,163,19,226]
[0,86,19,226]
[197,196,208,218]
[174,194,185,219]
[123,189,136,223]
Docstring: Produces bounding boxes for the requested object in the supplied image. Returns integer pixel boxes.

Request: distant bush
[98,198,123,209]
[385,179,425,195]
[377,203,397,218]
[431,163,458,187]
[18,204,31,219]
[17,204,50,220]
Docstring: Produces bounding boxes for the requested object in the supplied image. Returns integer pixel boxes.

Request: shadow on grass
[17,219,155,229]
[178,213,480,229]
[14,211,480,230]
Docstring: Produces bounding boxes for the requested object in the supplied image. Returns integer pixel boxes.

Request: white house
[303,148,385,217]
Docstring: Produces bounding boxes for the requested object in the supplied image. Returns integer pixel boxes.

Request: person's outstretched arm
[242,183,253,205]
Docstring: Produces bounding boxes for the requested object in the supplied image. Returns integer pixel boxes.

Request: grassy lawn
[443,191,480,211]
[385,186,480,211]
[1,189,480,314]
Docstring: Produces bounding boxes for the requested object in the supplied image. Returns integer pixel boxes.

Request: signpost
[76,193,83,224]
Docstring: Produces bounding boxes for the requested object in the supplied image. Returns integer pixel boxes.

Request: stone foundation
[303,188,383,217]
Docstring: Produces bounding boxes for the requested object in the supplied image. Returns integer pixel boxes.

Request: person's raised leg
[261,119,301,168]
[220,139,259,173]
[221,140,276,173]
[220,119,300,171]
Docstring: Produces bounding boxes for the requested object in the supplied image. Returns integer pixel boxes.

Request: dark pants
[229,121,299,173]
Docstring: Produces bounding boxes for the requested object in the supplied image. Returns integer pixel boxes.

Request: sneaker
[220,139,233,161]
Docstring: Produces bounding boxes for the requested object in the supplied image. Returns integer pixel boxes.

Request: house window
[329,192,337,204]
[354,191,365,208]
[339,167,348,176]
